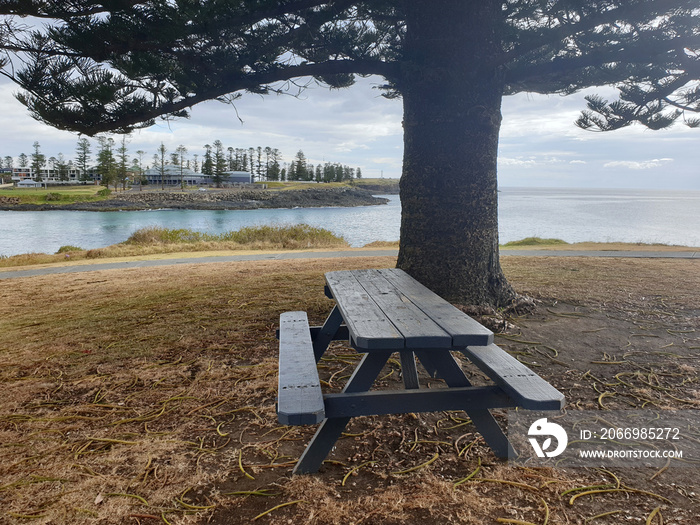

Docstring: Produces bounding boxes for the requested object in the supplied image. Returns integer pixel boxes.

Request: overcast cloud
[1,75,698,190]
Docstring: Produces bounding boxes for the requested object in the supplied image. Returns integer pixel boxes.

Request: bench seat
[461,344,564,410]
[277,311,325,425]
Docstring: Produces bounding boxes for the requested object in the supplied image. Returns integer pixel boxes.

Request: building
[223,171,253,184]
[142,167,253,187]
[142,165,207,187]
[8,165,255,188]
[10,166,86,184]
[17,178,42,188]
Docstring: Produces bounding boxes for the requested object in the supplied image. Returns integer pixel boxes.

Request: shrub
[86,248,106,258]
[123,224,347,249]
[56,245,83,254]
[218,224,347,248]
[124,226,206,245]
[503,237,569,247]
[96,188,112,197]
[45,192,63,201]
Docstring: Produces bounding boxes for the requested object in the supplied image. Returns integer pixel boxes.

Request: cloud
[603,158,674,170]
[500,156,569,168]
[1,74,698,188]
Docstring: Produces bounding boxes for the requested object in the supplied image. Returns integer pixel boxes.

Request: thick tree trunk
[396,1,515,307]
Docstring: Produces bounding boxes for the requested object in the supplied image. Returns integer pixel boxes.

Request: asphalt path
[0,248,698,280]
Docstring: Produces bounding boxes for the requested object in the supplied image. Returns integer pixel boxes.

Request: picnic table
[277,268,564,474]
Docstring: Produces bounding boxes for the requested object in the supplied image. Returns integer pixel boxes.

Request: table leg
[293,351,391,474]
[399,351,420,389]
[415,350,516,458]
[311,305,343,362]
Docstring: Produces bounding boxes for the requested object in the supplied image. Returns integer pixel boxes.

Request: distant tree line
[2,136,363,188]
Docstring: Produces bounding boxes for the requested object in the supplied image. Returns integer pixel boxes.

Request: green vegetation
[0,186,109,205]
[56,245,84,253]
[124,224,347,248]
[502,237,569,247]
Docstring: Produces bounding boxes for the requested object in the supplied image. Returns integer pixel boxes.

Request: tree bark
[396,0,516,307]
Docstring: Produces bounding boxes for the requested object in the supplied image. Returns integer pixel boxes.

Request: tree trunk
[396,1,515,307]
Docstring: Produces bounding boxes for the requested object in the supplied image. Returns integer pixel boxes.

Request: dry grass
[1,256,698,524]
[0,225,349,268]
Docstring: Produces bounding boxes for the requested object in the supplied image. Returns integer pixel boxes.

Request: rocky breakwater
[0,196,21,205]
[0,187,388,211]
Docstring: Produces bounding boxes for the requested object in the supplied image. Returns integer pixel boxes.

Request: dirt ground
[0,255,697,524]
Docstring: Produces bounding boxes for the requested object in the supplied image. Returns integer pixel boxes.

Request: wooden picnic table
[277,268,564,474]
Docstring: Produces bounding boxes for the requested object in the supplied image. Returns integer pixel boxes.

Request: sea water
[1,188,699,257]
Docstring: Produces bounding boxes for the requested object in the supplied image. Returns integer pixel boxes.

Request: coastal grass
[3,231,698,270]
[502,236,569,247]
[0,224,349,267]
[1,256,697,524]
[0,185,110,204]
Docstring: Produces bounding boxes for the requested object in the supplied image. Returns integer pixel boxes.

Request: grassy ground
[0,185,110,204]
[0,255,698,524]
[2,230,697,270]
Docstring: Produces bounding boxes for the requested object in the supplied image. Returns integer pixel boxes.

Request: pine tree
[75,138,92,183]
[155,143,167,189]
[175,145,188,189]
[269,149,282,182]
[30,141,45,181]
[135,150,146,189]
[3,2,698,304]
[116,135,129,190]
[293,150,308,181]
[201,144,213,176]
[56,153,69,181]
[212,140,227,187]
[96,136,116,188]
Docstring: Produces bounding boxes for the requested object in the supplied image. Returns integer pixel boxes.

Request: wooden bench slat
[461,344,565,410]
[325,271,405,350]
[351,269,452,349]
[277,312,325,425]
[378,268,494,347]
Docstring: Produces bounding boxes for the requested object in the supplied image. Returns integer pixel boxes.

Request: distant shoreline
[0,187,390,212]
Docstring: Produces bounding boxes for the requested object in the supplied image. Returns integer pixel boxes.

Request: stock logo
[528,418,568,458]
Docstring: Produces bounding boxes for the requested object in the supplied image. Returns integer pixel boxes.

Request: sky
[1,74,698,190]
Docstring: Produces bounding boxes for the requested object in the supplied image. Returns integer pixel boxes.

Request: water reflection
[2,189,700,257]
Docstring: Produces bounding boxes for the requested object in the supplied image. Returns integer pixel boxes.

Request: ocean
[1,187,699,257]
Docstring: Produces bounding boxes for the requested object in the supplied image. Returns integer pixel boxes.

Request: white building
[10,166,86,184]
[8,165,254,187]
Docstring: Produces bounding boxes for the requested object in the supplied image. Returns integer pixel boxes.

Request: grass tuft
[0,224,349,267]
[124,224,348,249]
[56,245,83,254]
[502,237,569,247]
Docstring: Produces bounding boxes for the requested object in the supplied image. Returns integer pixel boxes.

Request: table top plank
[377,268,494,347]
[325,271,405,350]
[349,269,452,349]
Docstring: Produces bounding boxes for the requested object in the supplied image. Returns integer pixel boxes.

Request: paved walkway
[0,248,697,280]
